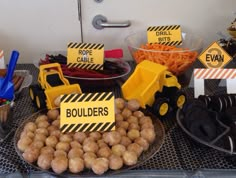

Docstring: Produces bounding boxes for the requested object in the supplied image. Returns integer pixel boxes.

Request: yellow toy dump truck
[29,63,82,110]
[122,60,186,117]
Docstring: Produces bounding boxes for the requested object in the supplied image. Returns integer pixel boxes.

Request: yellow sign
[147,25,182,45]
[60,92,115,133]
[67,42,104,70]
[198,42,232,68]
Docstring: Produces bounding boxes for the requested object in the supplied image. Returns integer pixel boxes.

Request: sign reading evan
[60,92,115,133]
[198,42,232,68]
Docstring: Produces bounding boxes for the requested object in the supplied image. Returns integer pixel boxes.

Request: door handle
[92,15,131,30]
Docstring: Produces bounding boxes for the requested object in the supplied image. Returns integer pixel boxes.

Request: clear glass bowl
[125,31,204,76]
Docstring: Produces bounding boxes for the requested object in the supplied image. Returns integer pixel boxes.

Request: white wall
[0,0,236,63]
[0,0,81,64]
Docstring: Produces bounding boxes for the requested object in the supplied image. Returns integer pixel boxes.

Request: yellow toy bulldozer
[29,63,82,110]
[122,60,186,117]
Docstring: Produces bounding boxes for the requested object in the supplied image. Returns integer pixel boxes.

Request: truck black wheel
[29,85,41,102]
[35,91,46,110]
[173,90,186,109]
[153,98,169,117]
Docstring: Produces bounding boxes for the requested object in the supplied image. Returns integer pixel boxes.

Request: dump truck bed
[122,60,167,108]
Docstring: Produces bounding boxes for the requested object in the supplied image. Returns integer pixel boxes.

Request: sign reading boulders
[147,25,182,45]
[60,92,115,133]
[198,42,232,68]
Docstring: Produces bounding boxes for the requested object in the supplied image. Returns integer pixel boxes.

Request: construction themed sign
[0,50,5,69]
[147,25,182,45]
[67,42,104,70]
[198,42,232,68]
[60,92,115,133]
[194,68,236,97]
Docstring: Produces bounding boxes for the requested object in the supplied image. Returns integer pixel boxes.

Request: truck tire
[172,90,186,109]
[153,98,169,117]
[29,85,41,103]
[35,91,46,110]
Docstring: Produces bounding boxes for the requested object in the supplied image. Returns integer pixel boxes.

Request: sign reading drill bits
[67,42,104,70]
[147,25,182,45]
[198,42,232,68]
[60,92,115,133]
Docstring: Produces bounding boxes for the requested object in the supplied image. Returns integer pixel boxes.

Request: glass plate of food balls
[14,98,165,176]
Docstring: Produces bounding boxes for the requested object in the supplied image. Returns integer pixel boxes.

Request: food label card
[60,92,115,133]
[67,42,104,70]
[147,25,182,45]
[198,41,232,68]
[0,50,5,69]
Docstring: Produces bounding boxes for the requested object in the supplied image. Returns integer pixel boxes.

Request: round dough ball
[97,139,108,148]
[116,127,126,137]
[68,148,83,159]
[120,136,132,147]
[115,98,126,110]
[56,142,70,152]
[31,140,44,149]
[121,108,132,119]
[116,121,129,130]
[97,146,111,158]
[127,99,140,111]
[17,137,32,152]
[35,128,49,136]
[54,150,67,158]
[37,120,50,129]
[73,132,87,143]
[34,133,47,142]
[23,146,40,163]
[60,134,73,143]
[103,131,121,146]
[127,143,143,157]
[111,144,126,157]
[24,122,37,132]
[83,141,99,153]
[51,156,68,174]
[35,115,48,124]
[20,131,34,139]
[70,141,82,149]
[133,110,144,118]
[109,154,123,170]
[89,132,102,141]
[40,146,55,155]
[52,119,60,128]
[84,153,96,169]
[140,128,156,143]
[47,125,58,135]
[92,158,109,175]
[47,109,59,120]
[69,157,84,173]
[128,123,140,131]
[54,96,61,107]
[50,130,61,138]
[37,153,53,170]
[122,151,138,166]
[115,113,124,122]
[141,122,154,130]
[134,137,149,151]
[139,116,152,125]
[127,116,138,124]
[127,129,140,141]
[83,137,95,145]
[45,135,58,148]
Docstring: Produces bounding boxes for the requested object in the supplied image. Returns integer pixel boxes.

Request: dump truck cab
[122,60,186,117]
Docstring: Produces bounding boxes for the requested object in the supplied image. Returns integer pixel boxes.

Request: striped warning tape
[67,62,103,70]
[157,41,182,46]
[194,68,236,79]
[61,92,113,103]
[147,25,180,32]
[68,42,104,50]
[60,122,115,133]
[0,50,3,59]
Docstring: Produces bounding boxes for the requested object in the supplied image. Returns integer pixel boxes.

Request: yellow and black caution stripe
[147,25,180,32]
[61,92,114,103]
[158,41,182,46]
[67,63,103,70]
[68,42,104,50]
[60,122,115,133]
